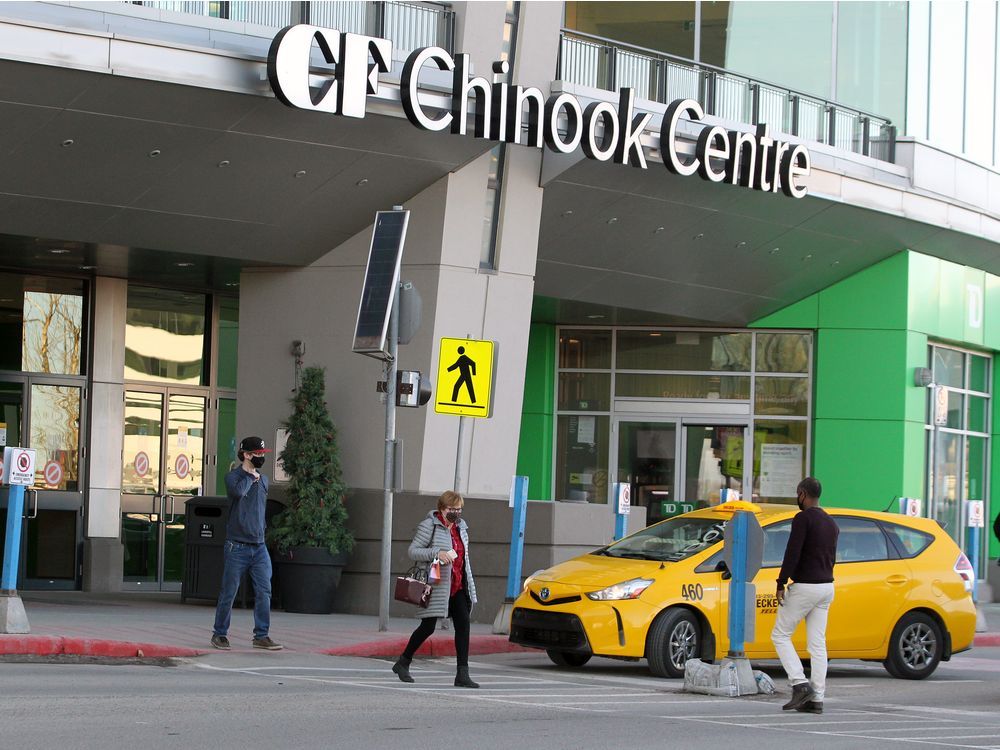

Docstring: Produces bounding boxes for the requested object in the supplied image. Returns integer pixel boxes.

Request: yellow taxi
[509,502,976,680]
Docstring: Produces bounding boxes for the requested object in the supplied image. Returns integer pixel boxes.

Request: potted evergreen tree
[269,366,354,614]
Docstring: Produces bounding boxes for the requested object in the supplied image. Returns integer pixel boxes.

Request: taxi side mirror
[716,560,731,580]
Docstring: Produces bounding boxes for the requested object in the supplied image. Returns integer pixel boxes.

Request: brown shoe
[211,634,231,650]
[252,636,283,651]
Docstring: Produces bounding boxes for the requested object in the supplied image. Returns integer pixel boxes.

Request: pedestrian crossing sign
[435,337,496,417]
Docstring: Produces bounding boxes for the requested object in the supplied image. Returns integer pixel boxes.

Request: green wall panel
[936,261,966,343]
[813,419,907,510]
[904,330,930,423]
[814,329,909,421]
[963,267,986,347]
[986,273,1000,351]
[751,293,819,329]
[907,251,940,334]
[817,252,908,330]
[516,323,555,500]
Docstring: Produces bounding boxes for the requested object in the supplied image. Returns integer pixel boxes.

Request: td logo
[267,25,391,119]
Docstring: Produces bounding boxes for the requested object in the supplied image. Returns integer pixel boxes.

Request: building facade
[0,1,996,619]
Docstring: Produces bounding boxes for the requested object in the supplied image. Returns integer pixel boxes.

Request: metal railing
[558,30,896,163]
[126,1,455,53]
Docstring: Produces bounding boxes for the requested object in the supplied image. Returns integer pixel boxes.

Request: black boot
[392,655,415,683]
[795,701,823,715]
[454,666,479,688]
[782,682,816,711]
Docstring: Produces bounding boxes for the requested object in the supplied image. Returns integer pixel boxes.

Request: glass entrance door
[0,378,85,589]
[613,419,679,525]
[121,389,205,590]
[681,424,748,507]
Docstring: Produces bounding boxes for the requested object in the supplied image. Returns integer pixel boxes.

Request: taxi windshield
[596,516,728,562]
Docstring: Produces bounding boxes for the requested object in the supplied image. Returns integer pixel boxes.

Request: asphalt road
[2,648,999,750]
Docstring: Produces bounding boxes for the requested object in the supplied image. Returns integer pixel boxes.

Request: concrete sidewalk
[2,591,998,659]
[0,592,527,659]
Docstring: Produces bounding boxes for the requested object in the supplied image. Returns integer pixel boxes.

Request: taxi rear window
[880,522,934,558]
[596,516,727,562]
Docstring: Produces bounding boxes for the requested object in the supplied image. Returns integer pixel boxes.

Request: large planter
[275,547,350,614]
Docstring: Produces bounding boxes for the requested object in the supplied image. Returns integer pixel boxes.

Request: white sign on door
[967,499,985,528]
[3,447,36,486]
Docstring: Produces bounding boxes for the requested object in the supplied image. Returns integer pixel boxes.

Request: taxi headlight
[585,577,654,601]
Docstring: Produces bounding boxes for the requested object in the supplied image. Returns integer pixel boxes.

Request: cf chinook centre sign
[267,26,811,199]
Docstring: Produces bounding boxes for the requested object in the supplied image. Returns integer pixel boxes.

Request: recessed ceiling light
[294,170,307,178]
[61,139,74,148]
[769,247,780,255]
[649,332,662,337]
[79,265,96,270]
[606,217,618,224]
[148,149,161,158]
[217,160,230,168]
[175,262,194,268]
[0,298,13,303]
[801,254,812,261]
[735,241,747,248]
[225,282,239,287]
[561,210,573,217]
[356,178,368,186]
[693,233,705,240]
[585,314,605,320]
[831,260,841,266]
[653,226,665,233]
[50,249,70,255]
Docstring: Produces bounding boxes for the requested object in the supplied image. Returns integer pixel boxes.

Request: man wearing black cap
[211,436,282,650]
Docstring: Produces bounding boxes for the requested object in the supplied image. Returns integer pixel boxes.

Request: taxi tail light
[954,553,975,593]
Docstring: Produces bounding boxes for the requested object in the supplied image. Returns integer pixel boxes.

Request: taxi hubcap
[900,623,936,669]
[669,622,698,668]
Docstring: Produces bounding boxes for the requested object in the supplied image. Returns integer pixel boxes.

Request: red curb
[974,633,1000,647]
[323,634,534,658]
[0,635,205,658]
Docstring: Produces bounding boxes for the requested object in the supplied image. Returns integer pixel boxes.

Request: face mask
[445,511,461,523]
[250,455,266,469]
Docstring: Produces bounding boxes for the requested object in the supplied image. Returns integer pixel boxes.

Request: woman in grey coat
[392,490,479,688]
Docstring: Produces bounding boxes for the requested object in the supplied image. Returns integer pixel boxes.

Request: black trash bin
[181,495,284,607]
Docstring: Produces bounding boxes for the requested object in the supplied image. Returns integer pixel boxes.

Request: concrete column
[83,276,126,592]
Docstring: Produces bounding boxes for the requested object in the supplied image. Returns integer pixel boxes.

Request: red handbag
[394,565,432,608]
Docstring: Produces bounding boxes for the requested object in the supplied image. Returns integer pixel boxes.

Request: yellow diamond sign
[435,337,496,417]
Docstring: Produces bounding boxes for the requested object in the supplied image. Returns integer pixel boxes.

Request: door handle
[886,574,909,586]
[25,489,38,520]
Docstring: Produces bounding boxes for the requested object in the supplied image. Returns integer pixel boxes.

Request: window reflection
[125,287,206,384]
[29,384,80,491]
[0,275,84,375]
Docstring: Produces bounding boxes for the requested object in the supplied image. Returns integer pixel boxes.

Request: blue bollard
[728,511,749,656]
[505,476,529,600]
[1,485,25,592]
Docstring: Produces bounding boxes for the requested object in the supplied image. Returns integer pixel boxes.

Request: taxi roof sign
[712,500,763,514]
[435,337,496,418]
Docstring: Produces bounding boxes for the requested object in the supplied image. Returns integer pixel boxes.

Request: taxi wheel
[647,608,701,678]
[546,650,592,668]
[883,612,943,680]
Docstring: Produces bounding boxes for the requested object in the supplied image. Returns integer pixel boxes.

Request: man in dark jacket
[211,436,282,651]
[771,477,839,715]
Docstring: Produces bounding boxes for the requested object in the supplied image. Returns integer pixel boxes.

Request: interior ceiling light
[61,139,74,148]
[217,160,231,167]
[175,262,194,268]
[356,178,368,186]
[649,332,662,337]
[79,265,96,270]
[225,282,239,287]
[653,226,665,233]
[148,149,161,158]
[606,217,618,224]
[294,170,307,178]
[49,249,70,254]
[585,314,605,319]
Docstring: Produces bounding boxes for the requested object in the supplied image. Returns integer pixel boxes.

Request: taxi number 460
[680,583,704,601]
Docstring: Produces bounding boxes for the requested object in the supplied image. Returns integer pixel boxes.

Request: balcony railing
[126,1,455,53]
[558,30,896,163]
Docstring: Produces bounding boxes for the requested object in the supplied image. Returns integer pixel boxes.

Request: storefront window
[125,287,207,384]
[564,1,695,59]
[29,384,80,491]
[755,333,810,373]
[559,329,611,368]
[555,414,610,503]
[558,372,611,411]
[0,275,85,375]
[217,297,239,389]
[753,420,808,502]
[754,377,810,416]
[616,373,750,400]
[617,331,751,371]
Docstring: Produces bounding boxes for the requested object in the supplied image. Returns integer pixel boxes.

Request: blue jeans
[213,540,272,640]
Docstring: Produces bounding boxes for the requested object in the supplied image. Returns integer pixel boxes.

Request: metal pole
[453,415,466,492]
[727,511,748,657]
[505,476,529,600]
[1,485,25,592]
[378,286,399,632]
